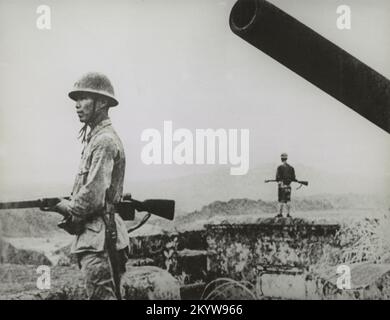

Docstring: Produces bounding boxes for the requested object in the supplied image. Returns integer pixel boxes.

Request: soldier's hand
[40,197,63,212]
[40,198,70,216]
[57,214,85,235]
[54,199,71,216]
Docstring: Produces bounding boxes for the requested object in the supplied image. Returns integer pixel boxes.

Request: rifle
[0,195,175,233]
[0,195,174,220]
[264,179,309,188]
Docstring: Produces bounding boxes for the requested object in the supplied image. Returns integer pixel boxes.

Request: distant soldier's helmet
[68,72,119,107]
[281,153,288,159]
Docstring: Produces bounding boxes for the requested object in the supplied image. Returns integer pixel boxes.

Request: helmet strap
[78,123,88,144]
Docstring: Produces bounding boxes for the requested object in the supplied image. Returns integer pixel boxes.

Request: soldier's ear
[96,98,109,110]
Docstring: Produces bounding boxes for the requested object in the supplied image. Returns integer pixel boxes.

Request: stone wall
[122,218,390,300]
[129,229,207,257]
[205,218,340,283]
[128,229,207,277]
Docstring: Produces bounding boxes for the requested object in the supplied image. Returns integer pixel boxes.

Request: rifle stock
[122,194,175,221]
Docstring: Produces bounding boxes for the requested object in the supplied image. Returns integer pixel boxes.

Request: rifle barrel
[0,200,42,210]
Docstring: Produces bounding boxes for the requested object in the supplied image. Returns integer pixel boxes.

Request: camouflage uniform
[62,119,129,299]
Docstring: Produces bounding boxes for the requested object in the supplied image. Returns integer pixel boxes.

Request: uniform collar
[87,119,112,142]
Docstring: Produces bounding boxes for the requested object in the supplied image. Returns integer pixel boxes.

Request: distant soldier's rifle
[264,179,308,189]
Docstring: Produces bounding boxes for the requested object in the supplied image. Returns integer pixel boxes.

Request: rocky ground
[0,262,183,300]
[0,263,85,299]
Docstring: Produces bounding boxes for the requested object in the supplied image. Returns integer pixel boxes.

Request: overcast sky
[0,0,389,199]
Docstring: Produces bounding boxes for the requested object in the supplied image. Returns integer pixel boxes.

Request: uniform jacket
[66,119,129,254]
[276,162,296,186]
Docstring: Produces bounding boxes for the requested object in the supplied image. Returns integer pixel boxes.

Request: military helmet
[68,72,119,107]
[281,153,288,159]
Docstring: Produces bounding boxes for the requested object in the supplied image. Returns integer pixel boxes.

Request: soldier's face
[75,95,95,123]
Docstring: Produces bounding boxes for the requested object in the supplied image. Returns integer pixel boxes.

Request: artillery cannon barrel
[229,0,390,134]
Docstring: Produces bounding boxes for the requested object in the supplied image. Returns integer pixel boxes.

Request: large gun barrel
[230,0,390,134]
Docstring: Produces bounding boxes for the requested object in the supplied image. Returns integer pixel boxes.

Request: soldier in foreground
[49,72,129,299]
[275,153,296,218]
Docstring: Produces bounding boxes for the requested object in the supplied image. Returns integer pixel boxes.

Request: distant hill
[295,194,389,210]
[0,237,52,265]
[128,164,390,212]
[139,192,388,236]
[173,194,388,226]
[0,209,62,238]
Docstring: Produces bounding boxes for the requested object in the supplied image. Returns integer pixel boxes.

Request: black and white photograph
[0,0,389,303]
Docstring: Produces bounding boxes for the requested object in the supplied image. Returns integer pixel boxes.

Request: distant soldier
[49,72,129,299]
[275,153,296,218]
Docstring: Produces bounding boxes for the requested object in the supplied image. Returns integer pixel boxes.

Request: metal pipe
[230,0,390,134]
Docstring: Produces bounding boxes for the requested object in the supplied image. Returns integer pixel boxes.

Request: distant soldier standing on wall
[275,153,296,218]
[48,72,130,299]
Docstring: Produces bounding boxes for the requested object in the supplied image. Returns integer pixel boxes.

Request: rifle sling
[102,212,122,300]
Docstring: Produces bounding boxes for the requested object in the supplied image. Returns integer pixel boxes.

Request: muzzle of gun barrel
[229,0,390,134]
